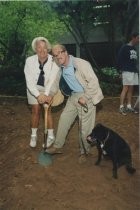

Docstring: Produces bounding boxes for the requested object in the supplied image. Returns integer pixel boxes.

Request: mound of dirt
[0,97,139,210]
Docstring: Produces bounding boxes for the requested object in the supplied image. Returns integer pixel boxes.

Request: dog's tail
[126,165,136,174]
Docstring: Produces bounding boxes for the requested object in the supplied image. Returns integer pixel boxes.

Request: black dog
[87,123,136,179]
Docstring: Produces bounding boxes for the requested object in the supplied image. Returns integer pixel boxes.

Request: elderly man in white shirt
[24,37,60,148]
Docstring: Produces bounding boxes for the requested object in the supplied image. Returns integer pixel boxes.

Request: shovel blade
[38,151,53,166]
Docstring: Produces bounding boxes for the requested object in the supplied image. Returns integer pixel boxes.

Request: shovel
[38,104,53,166]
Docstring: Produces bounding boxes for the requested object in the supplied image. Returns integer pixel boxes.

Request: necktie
[37,59,48,86]
[59,67,72,96]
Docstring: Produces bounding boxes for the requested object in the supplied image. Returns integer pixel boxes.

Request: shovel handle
[44,104,49,133]
[43,104,49,149]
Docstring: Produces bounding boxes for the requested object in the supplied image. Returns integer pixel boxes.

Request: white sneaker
[30,135,37,148]
[42,136,55,148]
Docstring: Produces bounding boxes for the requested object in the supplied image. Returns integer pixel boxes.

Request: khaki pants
[54,93,96,154]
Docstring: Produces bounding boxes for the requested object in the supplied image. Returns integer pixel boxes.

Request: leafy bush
[101,67,120,78]
[0,76,26,96]
[99,67,121,96]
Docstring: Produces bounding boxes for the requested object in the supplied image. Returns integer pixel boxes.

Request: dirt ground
[0,97,139,210]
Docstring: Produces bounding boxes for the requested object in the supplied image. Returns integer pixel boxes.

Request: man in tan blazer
[46,44,104,163]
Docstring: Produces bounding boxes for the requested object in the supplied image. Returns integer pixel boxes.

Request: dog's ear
[96,123,102,128]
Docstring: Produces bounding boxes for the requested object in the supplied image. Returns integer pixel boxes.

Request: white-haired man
[24,37,60,148]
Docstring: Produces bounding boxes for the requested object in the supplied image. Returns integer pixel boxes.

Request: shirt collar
[62,55,73,69]
[38,58,48,67]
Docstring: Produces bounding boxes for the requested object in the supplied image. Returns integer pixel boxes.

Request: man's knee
[32,105,41,116]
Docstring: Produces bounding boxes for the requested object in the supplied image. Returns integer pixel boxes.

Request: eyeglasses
[53,50,65,58]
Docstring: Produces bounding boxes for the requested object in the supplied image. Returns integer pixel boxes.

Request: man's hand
[78,97,87,106]
[37,94,47,104]
[78,97,88,112]
[45,95,53,104]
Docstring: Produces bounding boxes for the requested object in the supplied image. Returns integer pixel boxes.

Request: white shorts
[122,71,139,85]
[27,85,45,105]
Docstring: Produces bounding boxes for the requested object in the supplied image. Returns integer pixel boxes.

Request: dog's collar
[101,131,110,148]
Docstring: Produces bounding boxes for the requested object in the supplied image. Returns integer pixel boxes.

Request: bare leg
[120,85,129,106]
[30,104,41,147]
[45,105,55,147]
[133,96,139,113]
[31,104,41,128]
[134,96,139,109]
[126,85,133,105]
[47,106,53,129]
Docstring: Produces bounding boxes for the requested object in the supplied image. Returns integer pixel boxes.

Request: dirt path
[0,97,139,210]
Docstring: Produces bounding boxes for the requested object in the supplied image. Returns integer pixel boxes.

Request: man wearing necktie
[24,37,60,148]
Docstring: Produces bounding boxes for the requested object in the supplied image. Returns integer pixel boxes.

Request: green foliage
[0,1,67,60]
[0,1,67,96]
[0,76,26,96]
[100,82,121,96]
[100,67,121,96]
[101,67,119,78]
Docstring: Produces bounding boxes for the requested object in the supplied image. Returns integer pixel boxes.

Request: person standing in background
[117,32,139,115]
[24,37,60,148]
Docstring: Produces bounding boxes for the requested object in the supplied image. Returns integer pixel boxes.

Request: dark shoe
[119,107,127,116]
[45,146,63,154]
[126,107,135,113]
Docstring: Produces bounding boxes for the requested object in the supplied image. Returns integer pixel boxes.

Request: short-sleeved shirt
[117,44,138,73]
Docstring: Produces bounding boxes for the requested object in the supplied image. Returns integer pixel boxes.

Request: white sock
[31,128,38,136]
[48,129,54,138]
[120,105,124,108]
[127,104,132,108]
